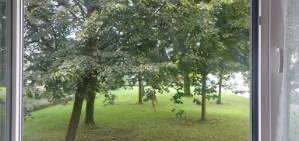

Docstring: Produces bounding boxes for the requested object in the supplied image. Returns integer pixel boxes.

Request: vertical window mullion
[10,0,23,141]
[260,0,271,140]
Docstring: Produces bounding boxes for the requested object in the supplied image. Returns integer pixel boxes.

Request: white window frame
[10,0,23,141]
[259,0,270,140]
[259,0,284,140]
[259,0,290,141]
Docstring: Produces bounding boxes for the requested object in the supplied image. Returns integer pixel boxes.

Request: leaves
[25,0,249,108]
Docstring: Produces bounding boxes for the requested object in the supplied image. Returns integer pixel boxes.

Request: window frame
[8,0,261,141]
[259,0,271,140]
[259,0,296,141]
[251,0,260,140]
[10,0,23,141]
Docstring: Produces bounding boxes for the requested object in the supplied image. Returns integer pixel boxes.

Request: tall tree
[164,0,222,120]
[110,0,170,104]
[211,0,250,104]
[165,0,198,97]
[25,0,128,140]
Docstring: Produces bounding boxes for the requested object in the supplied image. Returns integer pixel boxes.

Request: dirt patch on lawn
[77,127,139,141]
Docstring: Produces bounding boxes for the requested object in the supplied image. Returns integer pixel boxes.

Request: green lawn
[0,87,6,139]
[0,87,5,101]
[24,88,249,141]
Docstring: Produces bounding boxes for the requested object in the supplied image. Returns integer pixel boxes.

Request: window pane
[286,0,299,140]
[24,0,251,141]
[271,0,299,141]
[0,0,8,140]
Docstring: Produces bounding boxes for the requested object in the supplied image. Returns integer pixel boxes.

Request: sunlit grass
[24,88,249,141]
[0,87,5,101]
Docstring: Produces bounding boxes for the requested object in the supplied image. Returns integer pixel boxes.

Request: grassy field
[0,87,6,139]
[24,88,249,141]
[0,87,5,101]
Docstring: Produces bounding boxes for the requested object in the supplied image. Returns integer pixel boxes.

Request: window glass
[24,0,251,141]
[271,0,299,141]
[286,0,299,140]
[0,0,8,140]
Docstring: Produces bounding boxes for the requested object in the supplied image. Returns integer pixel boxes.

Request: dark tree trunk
[216,74,223,104]
[84,75,97,127]
[85,92,96,126]
[183,72,191,96]
[201,74,207,121]
[65,91,85,141]
[138,73,144,104]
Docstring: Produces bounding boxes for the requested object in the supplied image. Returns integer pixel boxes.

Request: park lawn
[0,87,6,101]
[24,88,249,141]
[0,87,6,131]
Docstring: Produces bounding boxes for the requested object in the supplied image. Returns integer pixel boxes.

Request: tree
[62,0,171,139]
[211,0,250,104]
[138,72,145,104]
[109,0,171,104]
[25,0,128,140]
[25,1,82,140]
[176,52,194,96]
[191,24,223,121]
[163,0,223,120]
[164,0,198,97]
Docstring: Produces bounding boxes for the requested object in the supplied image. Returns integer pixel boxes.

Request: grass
[0,87,6,101]
[0,88,6,139]
[24,88,249,141]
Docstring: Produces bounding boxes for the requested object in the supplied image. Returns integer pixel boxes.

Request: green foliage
[24,0,77,99]
[193,76,218,100]
[25,0,250,123]
[103,93,117,106]
[169,77,185,104]
[211,0,250,74]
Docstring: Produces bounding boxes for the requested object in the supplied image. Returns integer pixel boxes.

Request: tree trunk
[84,75,97,127]
[183,72,191,96]
[216,74,223,104]
[65,91,84,141]
[85,92,96,127]
[201,74,207,121]
[138,73,144,104]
